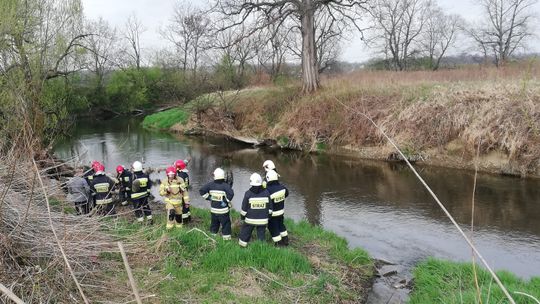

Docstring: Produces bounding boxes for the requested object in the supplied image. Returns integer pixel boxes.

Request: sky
[82,0,540,63]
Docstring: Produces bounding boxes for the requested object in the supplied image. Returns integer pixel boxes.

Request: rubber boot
[282,236,289,246]
[166,222,174,230]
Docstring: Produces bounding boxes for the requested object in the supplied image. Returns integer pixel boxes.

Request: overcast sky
[82,0,540,63]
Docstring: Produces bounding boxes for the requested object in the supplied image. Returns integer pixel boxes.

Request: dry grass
[0,155,150,303]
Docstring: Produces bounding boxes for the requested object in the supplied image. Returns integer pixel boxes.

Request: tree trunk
[300,2,319,93]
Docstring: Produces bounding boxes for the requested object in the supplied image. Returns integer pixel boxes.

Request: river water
[54,118,540,280]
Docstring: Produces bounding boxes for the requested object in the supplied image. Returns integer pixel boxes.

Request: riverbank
[143,67,540,178]
[111,207,375,303]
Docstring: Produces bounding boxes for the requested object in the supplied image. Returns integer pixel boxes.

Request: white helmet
[266,170,279,182]
[250,173,263,186]
[263,160,275,171]
[213,168,225,180]
[132,161,143,172]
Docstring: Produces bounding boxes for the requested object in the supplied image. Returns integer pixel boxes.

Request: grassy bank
[142,107,190,130]
[111,207,374,303]
[142,64,540,176]
[410,258,540,303]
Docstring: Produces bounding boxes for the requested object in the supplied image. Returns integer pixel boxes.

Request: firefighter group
[66,159,289,247]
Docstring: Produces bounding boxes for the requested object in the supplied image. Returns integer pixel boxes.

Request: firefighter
[130,161,153,224]
[265,170,289,246]
[262,160,277,188]
[84,161,101,211]
[160,166,189,229]
[175,159,191,223]
[199,168,234,240]
[90,163,116,216]
[239,173,273,247]
[116,165,132,206]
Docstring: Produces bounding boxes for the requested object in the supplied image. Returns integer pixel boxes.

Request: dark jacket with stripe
[177,170,190,188]
[265,181,289,217]
[199,180,234,214]
[240,186,273,225]
[130,171,151,199]
[91,174,115,204]
[117,169,132,190]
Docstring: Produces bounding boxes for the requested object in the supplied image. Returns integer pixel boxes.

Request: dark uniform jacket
[91,174,115,204]
[177,170,190,188]
[240,186,273,226]
[265,181,289,217]
[84,168,95,185]
[117,169,132,190]
[199,180,234,214]
[130,171,151,199]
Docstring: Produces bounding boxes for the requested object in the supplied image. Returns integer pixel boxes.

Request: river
[54,118,540,282]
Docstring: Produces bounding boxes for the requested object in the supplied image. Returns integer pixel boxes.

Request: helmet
[166,166,176,177]
[132,161,143,172]
[250,173,263,186]
[95,164,105,175]
[175,159,186,170]
[116,165,124,174]
[263,160,275,171]
[91,161,102,171]
[213,168,225,180]
[266,170,279,182]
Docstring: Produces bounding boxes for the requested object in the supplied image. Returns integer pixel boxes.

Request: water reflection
[54,118,540,278]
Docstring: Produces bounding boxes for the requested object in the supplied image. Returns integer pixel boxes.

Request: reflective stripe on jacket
[241,186,273,226]
[199,180,234,214]
[266,181,289,217]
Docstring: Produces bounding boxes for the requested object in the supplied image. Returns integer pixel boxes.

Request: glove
[240,215,245,221]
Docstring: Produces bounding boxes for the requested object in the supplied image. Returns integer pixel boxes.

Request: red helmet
[95,163,105,174]
[116,165,125,174]
[166,166,177,177]
[91,161,102,171]
[175,159,186,170]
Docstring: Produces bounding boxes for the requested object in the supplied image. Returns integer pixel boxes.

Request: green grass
[410,258,540,304]
[114,207,373,303]
[142,107,190,130]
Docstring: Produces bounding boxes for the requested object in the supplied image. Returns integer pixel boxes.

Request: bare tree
[468,0,538,66]
[257,23,291,81]
[85,18,118,90]
[123,14,146,70]
[367,0,432,70]
[211,0,367,93]
[421,8,462,70]
[288,10,347,74]
[162,1,210,75]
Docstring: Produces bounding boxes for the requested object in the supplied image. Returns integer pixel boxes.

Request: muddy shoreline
[172,125,540,179]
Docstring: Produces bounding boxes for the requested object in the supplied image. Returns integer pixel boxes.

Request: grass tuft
[410,258,540,304]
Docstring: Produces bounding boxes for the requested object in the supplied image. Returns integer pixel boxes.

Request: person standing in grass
[238,173,273,247]
[160,166,189,229]
[175,159,192,224]
[67,167,91,215]
[115,165,132,206]
[199,168,234,240]
[90,163,116,216]
[265,170,290,246]
[130,161,153,224]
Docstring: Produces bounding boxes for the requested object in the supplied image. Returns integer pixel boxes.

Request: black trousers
[182,203,191,223]
[132,197,152,219]
[239,223,266,243]
[210,213,231,236]
[268,215,287,242]
[74,200,90,215]
[97,202,116,216]
[119,189,131,202]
